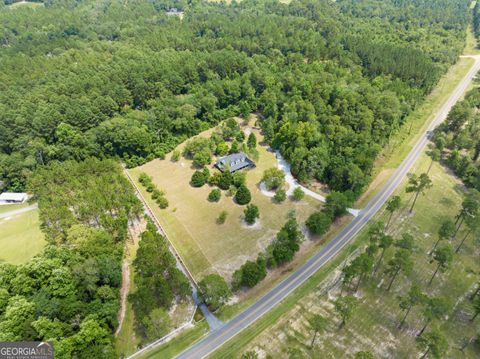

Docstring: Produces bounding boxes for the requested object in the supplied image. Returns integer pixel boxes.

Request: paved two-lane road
[174,56,480,359]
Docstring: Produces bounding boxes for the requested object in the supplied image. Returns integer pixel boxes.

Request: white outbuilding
[0,192,28,204]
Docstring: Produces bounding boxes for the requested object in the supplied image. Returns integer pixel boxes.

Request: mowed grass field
[0,207,45,264]
[212,153,480,358]
[128,121,319,281]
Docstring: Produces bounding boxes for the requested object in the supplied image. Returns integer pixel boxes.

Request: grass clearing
[128,120,319,281]
[8,1,44,8]
[0,202,29,214]
[211,153,480,359]
[0,208,45,264]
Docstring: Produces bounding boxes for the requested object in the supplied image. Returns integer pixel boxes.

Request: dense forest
[433,87,480,191]
[0,0,469,199]
[0,160,142,357]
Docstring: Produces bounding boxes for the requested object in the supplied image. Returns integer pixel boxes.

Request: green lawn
[8,1,44,8]
[0,202,29,214]
[210,154,480,358]
[128,121,319,281]
[0,208,45,264]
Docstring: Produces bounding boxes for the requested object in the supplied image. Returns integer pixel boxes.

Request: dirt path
[115,260,130,336]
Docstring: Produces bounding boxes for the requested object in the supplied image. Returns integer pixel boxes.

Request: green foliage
[208,188,221,202]
[193,150,212,168]
[140,308,170,342]
[334,295,358,327]
[229,140,240,154]
[29,159,141,242]
[235,185,251,205]
[292,187,305,201]
[0,0,469,193]
[198,274,231,311]
[232,256,267,290]
[139,172,169,209]
[247,133,257,149]
[416,329,449,359]
[0,160,139,355]
[306,211,332,236]
[406,173,433,212]
[324,191,350,219]
[267,218,303,268]
[171,150,181,162]
[218,171,233,190]
[131,222,190,329]
[244,204,260,225]
[217,210,228,225]
[191,170,207,187]
[233,171,247,188]
[215,142,229,156]
[273,189,286,203]
[261,168,285,191]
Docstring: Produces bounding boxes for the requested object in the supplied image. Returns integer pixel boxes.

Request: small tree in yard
[218,171,233,190]
[292,187,304,201]
[428,244,453,286]
[416,329,448,359]
[208,189,221,202]
[385,195,401,230]
[217,211,228,224]
[334,295,357,328]
[229,140,240,154]
[233,171,247,188]
[273,189,286,203]
[406,173,433,213]
[235,184,251,205]
[198,274,231,311]
[244,204,259,225]
[171,149,181,161]
[191,170,207,187]
[306,211,332,236]
[247,133,257,149]
[308,314,327,347]
[193,150,212,168]
[262,167,285,190]
[373,234,393,274]
[324,191,350,219]
[426,148,441,174]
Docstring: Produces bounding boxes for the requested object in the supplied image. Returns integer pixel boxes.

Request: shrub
[193,150,212,168]
[235,184,251,205]
[156,196,169,209]
[151,189,165,200]
[233,171,247,188]
[208,189,221,202]
[208,171,222,186]
[306,211,332,236]
[198,274,231,311]
[235,131,245,143]
[324,191,350,219]
[247,133,257,149]
[229,140,240,154]
[217,210,228,224]
[292,187,304,201]
[202,167,210,183]
[273,189,286,203]
[239,256,267,288]
[218,171,233,190]
[216,142,229,156]
[171,150,181,162]
[244,204,259,225]
[262,167,285,190]
[191,170,207,187]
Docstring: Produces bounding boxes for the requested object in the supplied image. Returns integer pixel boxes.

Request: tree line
[0,0,469,202]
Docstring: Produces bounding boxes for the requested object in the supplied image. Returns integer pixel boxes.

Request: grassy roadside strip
[356,56,474,208]
[138,321,209,359]
[207,229,370,359]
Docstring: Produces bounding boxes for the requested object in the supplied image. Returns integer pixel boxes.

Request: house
[0,192,28,205]
[166,8,184,17]
[215,152,255,173]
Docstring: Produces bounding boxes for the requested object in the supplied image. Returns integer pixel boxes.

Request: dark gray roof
[215,152,254,173]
